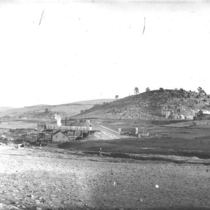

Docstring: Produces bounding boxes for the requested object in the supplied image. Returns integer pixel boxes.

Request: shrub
[146,87,150,92]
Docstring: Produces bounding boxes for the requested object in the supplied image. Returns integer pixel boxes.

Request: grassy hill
[76,89,210,120]
[0,99,114,120]
[0,107,14,112]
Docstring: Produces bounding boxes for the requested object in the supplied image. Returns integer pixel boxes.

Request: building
[36,120,99,144]
[52,130,69,143]
[194,110,210,120]
[37,122,46,132]
[27,129,37,135]
[28,134,37,143]
[119,127,149,136]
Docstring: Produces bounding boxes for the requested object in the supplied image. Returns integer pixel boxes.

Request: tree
[197,87,202,93]
[146,87,150,92]
[134,87,139,95]
[115,95,119,100]
[197,87,206,95]
[180,88,184,92]
[45,108,49,113]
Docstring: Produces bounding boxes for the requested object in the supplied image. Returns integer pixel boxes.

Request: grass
[2,118,210,160]
[100,119,193,133]
[59,136,210,159]
[59,120,210,159]
[0,99,113,118]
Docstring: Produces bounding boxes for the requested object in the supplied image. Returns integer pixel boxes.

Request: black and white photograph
[0,0,210,209]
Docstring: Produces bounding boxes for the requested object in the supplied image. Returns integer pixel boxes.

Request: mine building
[119,127,149,137]
[194,110,210,120]
[35,116,98,145]
[52,130,69,143]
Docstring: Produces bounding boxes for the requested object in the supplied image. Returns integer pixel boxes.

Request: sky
[0,0,210,107]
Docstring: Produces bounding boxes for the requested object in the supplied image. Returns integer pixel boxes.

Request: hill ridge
[0,99,114,119]
[76,88,210,120]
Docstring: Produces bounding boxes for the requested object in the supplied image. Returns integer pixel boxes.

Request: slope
[0,99,114,119]
[76,89,210,120]
[0,107,14,112]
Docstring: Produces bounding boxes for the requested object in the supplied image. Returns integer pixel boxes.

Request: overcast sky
[0,0,210,107]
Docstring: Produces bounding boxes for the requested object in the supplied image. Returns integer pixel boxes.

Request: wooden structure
[194,110,210,120]
[119,127,149,137]
[52,130,69,143]
[36,122,99,144]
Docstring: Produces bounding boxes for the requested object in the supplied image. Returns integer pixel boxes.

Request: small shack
[194,110,210,120]
[119,127,149,137]
[52,130,69,143]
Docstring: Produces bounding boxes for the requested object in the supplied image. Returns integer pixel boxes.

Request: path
[91,124,123,140]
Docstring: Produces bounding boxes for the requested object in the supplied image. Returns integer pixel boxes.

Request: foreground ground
[0,145,210,210]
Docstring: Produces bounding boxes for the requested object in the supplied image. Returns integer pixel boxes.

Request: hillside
[0,99,114,120]
[0,107,14,112]
[76,89,210,120]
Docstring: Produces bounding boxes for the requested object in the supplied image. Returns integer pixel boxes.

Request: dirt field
[0,145,210,210]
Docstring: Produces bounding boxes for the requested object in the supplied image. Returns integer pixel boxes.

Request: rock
[38,197,45,202]
[0,203,20,210]
[26,194,34,199]
[35,200,41,205]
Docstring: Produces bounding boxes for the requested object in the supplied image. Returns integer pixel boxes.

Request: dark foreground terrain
[0,146,210,210]
[59,120,210,160]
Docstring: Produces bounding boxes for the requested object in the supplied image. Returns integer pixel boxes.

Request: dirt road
[0,146,210,210]
[90,124,127,140]
[93,125,122,140]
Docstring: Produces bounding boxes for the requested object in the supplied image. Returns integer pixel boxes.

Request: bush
[93,104,100,107]
[180,88,184,93]
[146,87,150,92]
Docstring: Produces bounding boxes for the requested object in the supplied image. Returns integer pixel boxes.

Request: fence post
[118,128,121,134]
[135,127,138,135]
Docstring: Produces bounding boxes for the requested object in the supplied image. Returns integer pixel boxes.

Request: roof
[52,130,68,137]
[37,122,46,125]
